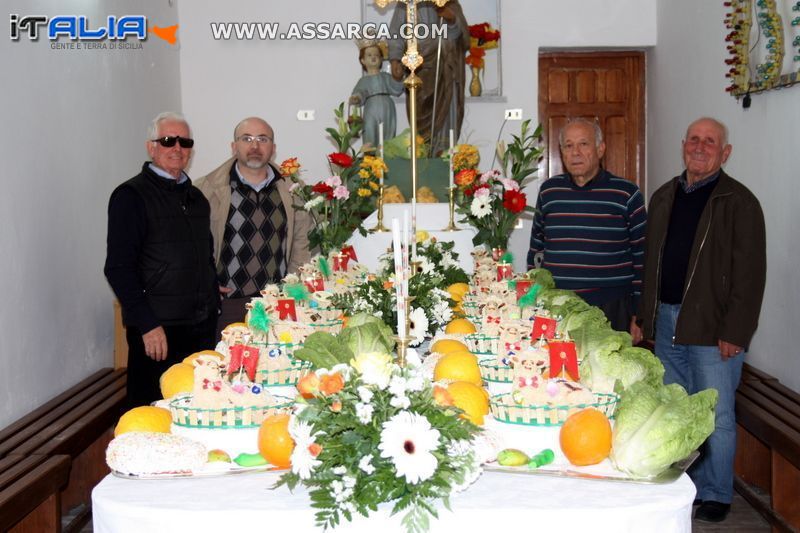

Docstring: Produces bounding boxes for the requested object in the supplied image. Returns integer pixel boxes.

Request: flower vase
[469,66,483,97]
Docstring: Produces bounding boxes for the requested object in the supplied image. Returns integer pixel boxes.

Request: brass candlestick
[441,186,460,231]
[370,185,389,233]
[395,335,410,368]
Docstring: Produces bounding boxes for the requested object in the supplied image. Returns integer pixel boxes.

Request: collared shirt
[234,162,274,192]
[148,163,188,184]
[679,170,720,193]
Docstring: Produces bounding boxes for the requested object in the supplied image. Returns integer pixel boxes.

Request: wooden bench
[0,454,71,532]
[0,368,127,532]
[734,363,800,532]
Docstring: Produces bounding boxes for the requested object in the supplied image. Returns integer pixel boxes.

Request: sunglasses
[151,136,194,148]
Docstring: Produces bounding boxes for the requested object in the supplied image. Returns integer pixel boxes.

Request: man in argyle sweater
[196,117,314,338]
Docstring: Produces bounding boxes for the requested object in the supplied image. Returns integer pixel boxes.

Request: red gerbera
[502,190,527,213]
[312,182,334,199]
[328,152,354,168]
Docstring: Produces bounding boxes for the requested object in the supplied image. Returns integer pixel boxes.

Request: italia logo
[9,15,178,44]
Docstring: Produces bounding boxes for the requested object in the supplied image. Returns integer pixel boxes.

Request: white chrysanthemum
[390,394,411,409]
[355,402,374,424]
[433,300,453,325]
[378,411,441,484]
[388,375,408,397]
[289,419,321,480]
[441,251,457,269]
[470,196,492,219]
[357,386,374,403]
[408,307,429,347]
[304,196,324,210]
[359,454,376,474]
[332,466,347,475]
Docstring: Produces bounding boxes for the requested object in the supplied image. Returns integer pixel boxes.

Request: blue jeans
[655,302,744,503]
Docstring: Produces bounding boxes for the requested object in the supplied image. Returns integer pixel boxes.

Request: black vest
[124,165,217,325]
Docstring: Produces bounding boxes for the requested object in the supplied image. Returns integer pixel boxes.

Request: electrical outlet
[297,110,315,121]
[504,109,522,120]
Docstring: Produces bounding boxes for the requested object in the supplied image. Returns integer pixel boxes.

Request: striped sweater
[526,170,646,307]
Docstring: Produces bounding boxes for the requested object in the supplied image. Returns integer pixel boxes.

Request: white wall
[179,0,657,271]
[0,0,182,427]
[648,0,800,391]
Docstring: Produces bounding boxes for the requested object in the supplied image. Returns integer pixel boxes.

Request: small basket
[489,392,619,427]
[464,333,500,355]
[308,319,344,335]
[258,358,312,387]
[251,342,299,358]
[169,395,294,429]
[478,359,513,383]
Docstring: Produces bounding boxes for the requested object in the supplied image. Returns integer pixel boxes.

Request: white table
[92,469,694,532]
[347,203,477,272]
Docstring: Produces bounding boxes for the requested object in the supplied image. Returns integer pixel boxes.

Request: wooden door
[538,51,645,187]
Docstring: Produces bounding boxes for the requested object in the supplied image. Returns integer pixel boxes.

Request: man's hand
[142,326,168,361]
[718,339,744,360]
[390,59,405,81]
[219,285,233,300]
[629,316,643,345]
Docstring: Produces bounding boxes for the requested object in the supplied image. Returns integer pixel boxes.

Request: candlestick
[441,186,460,231]
[370,185,389,233]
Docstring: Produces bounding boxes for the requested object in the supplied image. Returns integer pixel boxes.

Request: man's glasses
[236,135,273,144]
[151,136,195,148]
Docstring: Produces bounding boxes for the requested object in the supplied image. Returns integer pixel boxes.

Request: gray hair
[559,118,604,148]
[147,111,190,140]
[686,117,729,145]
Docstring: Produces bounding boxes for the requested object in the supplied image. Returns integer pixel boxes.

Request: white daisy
[408,307,429,346]
[378,411,441,484]
[289,419,322,480]
[416,256,435,275]
[358,454,376,475]
[355,402,374,424]
[470,196,492,219]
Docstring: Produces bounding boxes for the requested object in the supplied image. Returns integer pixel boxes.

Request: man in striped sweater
[527,119,646,341]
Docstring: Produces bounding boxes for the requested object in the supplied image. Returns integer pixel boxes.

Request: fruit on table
[114,406,172,437]
[434,352,482,386]
[445,318,477,334]
[159,362,196,399]
[446,381,490,425]
[560,408,612,466]
[446,283,470,301]
[497,448,530,466]
[182,350,224,365]
[430,338,470,355]
[258,414,295,468]
[207,449,232,463]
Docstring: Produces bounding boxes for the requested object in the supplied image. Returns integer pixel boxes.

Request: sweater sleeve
[626,187,647,310]
[103,186,160,334]
[526,190,545,270]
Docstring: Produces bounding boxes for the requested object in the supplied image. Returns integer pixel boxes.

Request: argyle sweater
[526,169,646,308]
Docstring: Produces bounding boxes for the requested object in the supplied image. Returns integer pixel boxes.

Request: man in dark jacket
[105,112,219,408]
[639,117,766,523]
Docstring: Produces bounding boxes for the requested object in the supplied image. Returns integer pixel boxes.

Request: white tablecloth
[92,469,694,532]
[347,203,477,272]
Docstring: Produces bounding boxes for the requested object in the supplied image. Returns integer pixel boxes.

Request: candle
[449,129,455,189]
[379,122,385,187]
[411,198,417,260]
[392,218,405,339]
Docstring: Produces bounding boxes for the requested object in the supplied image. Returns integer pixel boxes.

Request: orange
[445,318,477,335]
[446,381,490,425]
[182,350,224,365]
[430,338,470,355]
[114,406,172,436]
[258,414,295,468]
[559,408,612,466]
[434,352,482,385]
[159,362,195,399]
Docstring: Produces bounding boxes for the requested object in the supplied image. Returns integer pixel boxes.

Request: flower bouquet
[465,22,500,69]
[284,104,384,255]
[453,120,543,252]
[277,346,482,533]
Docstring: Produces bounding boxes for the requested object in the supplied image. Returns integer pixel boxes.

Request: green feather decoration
[318,256,332,279]
[500,251,514,264]
[518,283,543,309]
[247,300,271,336]
[284,283,310,302]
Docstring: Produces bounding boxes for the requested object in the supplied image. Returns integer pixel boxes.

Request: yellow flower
[350,352,393,388]
[368,181,380,190]
[357,188,372,197]
[279,157,301,177]
[416,230,430,243]
[359,169,371,179]
[452,144,480,171]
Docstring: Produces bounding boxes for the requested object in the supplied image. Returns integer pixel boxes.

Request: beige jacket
[195,158,314,275]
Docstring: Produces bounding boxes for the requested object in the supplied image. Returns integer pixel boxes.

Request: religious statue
[388,0,470,156]
[349,41,404,150]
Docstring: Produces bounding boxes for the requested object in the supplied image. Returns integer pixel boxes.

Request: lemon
[446,283,470,302]
[182,350,224,365]
[159,362,195,399]
[430,339,470,355]
[114,406,172,436]
[434,352,482,385]
[445,318,476,335]
[447,381,490,425]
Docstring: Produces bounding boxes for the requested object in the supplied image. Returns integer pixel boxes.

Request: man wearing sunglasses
[104,111,219,408]
[196,117,314,337]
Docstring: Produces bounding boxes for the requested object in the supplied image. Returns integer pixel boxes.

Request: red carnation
[312,182,334,199]
[502,190,527,213]
[328,152,354,168]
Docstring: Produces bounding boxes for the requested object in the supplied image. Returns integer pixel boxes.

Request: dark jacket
[104,163,218,332]
[638,170,766,347]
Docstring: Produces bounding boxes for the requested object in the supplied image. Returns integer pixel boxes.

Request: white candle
[411,198,417,260]
[392,218,405,339]
[378,122,385,187]
[449,129,455,189]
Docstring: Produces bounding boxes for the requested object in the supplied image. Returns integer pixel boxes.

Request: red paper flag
[497,263,513,281]
[276,299,298,321]
[228,344,260,382]
[531,315,558,340]
[333,253,350,272]
[340,245,358,262]
[548,340,579,381]
[304,276,325,292]
[515,280,533,301]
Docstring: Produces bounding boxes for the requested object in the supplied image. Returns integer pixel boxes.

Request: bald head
[231,117,276,173]
[683,117,732,184]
